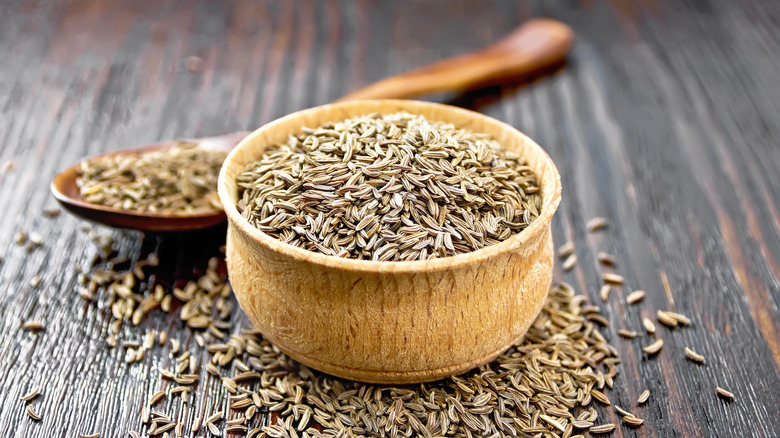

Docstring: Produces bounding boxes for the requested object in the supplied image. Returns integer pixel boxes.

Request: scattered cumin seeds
[602,272,624,284]
[562,254,577,271]
[558,241,575,258]
[637,389,650,404]
[597,251,615,266]
[20,385,41,402]
[21,321,44,331]
[587,216,608,232]
[589,423,616,434]
[642,317,656,334]
[643,338,664,355]
[207,422,220,435]
[599,284,611,302]
[617,329,640,339]
[79,433,100,438]
[716,386,735,400]
[685,347,705,363]
[626,290,645,305]
[26,404,41,421]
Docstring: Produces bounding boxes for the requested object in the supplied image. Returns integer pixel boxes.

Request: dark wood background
[1,0,779,437]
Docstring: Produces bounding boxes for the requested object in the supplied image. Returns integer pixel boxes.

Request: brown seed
[716,386,734,400]
[597,251,615,266]
[665,310,691,325]
[79,433,101,438]
[656,310,679,328]
[14,230,26,245]
[589,423,615,434]
[22,321,44,331]
[599,284,611,302]
[206,412,223,423]
[558,241,575,258]
[26,404,41,421]
[685,347,705,363]
[587,217,608,232]
[623,415,645,427]
[642,317,656,334]
[626,290,645,305]
[643,338,664,355]
[637,389,650,404]
[617,329,640,339]
[591,389,611,405]
[20,385,41,402]
[207,422,220,435]
[602,272,624,284]
[562,254,577,271]
[185,56,205,72]
[149,390,166,405]
[43,208,61,217]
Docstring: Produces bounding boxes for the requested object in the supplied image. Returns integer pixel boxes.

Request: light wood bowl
[218,100,561,384]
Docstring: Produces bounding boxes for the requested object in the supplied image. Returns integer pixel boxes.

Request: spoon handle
[337,18,573,102]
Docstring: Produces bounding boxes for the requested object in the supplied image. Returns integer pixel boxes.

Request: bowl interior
[218,99,561,272]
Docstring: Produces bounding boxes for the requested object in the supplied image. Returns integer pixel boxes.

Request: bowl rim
[218,99,561,274]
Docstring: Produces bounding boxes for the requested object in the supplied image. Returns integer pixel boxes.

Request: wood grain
[1,0,779,437]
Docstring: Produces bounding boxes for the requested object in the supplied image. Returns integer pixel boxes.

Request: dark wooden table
[2,1,779,437]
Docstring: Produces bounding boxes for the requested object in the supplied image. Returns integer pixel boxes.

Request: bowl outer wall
[218,100,562,383]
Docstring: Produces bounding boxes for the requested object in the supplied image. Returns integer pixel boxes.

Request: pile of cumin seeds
[78,235,619,438]
[76,142,226,214]
[236,112,542,261]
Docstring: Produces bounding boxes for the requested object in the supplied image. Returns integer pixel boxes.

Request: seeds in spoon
[562,254,577,271]
[76,142,226,214]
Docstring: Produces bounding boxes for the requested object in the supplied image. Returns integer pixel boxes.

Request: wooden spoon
[51,18,573,232]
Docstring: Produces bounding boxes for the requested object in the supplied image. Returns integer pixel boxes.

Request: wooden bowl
[218,100,561,384]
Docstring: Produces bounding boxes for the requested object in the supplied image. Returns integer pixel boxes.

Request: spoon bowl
[51,132,248,232]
